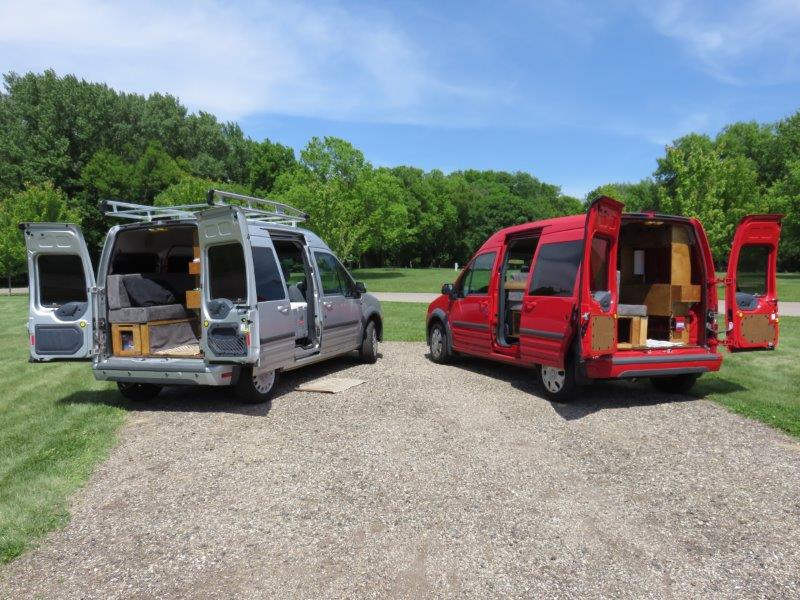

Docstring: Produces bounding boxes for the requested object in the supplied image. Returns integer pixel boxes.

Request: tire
[428,321,452,364]
[538,361,578,403]
[359,320,379,364]
[236,366,279,404]
[117,382,162,401]
[650,373,699,394]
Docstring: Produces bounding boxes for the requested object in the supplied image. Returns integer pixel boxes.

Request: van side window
[529,241,582,296]
[590,236,610,292]
[208,243,247,303]
[37,255,87,306]
[462,252,497,295]
[252,246,286,302]
[315,252,354,296]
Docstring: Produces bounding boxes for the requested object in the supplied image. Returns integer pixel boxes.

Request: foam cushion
[109,304,188,323]
[618,303,648,317]
[124,277,175,307]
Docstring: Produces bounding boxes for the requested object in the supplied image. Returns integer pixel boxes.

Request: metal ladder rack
[100,189,308,226]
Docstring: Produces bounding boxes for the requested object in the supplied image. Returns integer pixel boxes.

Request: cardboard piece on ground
[296,377,366,394]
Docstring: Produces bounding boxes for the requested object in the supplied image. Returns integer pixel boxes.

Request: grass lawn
[0,297,123,564]
[357,268,800,301]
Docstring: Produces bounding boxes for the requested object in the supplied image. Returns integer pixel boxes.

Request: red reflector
[221,371,233,379]
[30,335,35,346]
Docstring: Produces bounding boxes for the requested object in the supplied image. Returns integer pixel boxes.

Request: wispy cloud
[0,0,493,124]
[640,0,800,85]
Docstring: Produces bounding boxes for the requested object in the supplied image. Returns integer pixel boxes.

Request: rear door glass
[529,241,583,297]
[38,255,87,306]
[208,243,247,302]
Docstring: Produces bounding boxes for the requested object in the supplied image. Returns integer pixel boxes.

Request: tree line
[1,70,798,291]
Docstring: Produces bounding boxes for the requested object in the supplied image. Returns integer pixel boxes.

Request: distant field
[356,268,800,301]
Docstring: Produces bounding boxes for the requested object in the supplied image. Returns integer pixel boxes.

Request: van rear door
[21,223,97,361]
[578,197,623,359]
[724,214,783,350]
[197,206,259,363]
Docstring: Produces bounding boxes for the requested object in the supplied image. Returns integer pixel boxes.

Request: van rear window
[529,241,583,297]
[38,254,87,306]
[208,243,247,303]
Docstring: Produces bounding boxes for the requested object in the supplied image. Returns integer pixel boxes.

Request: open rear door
[21,223,96,361]
[725,214,783,351]
[197,206,259,364]
[579,197,623,359]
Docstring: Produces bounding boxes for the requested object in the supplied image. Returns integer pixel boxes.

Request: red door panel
[725,214,782,351]
[449,251,497,356]
[579,197,623,359]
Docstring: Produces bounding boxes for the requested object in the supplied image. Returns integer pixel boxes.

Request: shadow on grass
[351,270,407,281]
[58,352,374,416]
[430,353,744,421]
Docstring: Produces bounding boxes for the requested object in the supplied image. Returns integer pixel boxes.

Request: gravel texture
[2,342,799,599]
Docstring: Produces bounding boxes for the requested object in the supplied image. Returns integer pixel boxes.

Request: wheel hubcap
[252,370,275,394]
[541,366,566,393]
[431,328,443,357]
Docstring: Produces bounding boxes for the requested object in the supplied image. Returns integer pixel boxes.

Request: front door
[313,251,362,356]
[197,206,259,363]
[251,234,295,371]
[725,214,783,350]
[578,196,623,359]
[519,237,583,367]
[449,251,497,356]
[21,223,97,361]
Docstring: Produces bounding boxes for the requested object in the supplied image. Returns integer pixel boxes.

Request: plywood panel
[591,315,616,353]
[741,314,776,345]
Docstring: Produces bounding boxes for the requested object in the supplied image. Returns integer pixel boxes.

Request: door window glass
[252,246,286,302]
[736,245,768,296]
[208,243,247,303]
[462,252,496,295]
[529,241,583,297]
[590,236,610,292]
[315,252,354,296]
[38,255,87,306]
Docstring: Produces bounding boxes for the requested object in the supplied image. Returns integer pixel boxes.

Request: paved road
[374,292,800,316]
[2,343,798,598]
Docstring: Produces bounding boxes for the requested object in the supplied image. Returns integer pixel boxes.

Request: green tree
[0,182,80,292]
[133,141,184,201]
[154,175,250,207]
[248,139,296,193]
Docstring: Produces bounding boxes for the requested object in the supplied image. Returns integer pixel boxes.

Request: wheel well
[427,316,443,343]
[369,314,383,341]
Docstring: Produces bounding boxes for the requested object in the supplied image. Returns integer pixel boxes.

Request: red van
[426,197,782,401]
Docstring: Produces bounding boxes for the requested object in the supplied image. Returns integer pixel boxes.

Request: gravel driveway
[2,342,799,599]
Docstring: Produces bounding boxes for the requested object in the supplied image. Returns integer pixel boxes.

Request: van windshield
[208,243,247,303]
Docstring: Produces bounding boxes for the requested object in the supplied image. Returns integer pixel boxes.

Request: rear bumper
[92,357,238,386]
[584,350,723,379]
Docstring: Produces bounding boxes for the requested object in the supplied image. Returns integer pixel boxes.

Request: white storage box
[291,302,308,339]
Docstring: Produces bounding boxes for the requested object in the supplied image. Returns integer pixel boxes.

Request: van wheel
[117,382,162,401]
[428,321,452,364]
[236,367,278,404]
[359,320,379,364]
[538,362,577,403]
[650,373,699,394]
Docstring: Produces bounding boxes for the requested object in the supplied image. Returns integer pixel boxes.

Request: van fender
[427,308,453,351]
[360,293,384,341]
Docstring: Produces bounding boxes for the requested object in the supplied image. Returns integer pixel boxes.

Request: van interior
[104,225,321,359]
[494,218,706,352]
[105,224,202,358]
[616,219,705,349]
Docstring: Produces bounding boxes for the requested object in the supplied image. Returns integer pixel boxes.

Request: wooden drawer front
[186,289,201,309]
[111,324,142,356]
[188,260,201,275]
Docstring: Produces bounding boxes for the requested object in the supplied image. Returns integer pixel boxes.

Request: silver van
[21,190,383,403]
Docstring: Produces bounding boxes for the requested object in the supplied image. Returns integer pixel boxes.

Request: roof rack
[100,189,308,226]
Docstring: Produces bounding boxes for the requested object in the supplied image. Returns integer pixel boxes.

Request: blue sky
[2,0,800,197]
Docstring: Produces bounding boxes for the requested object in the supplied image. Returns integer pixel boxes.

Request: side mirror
[442,283,455,298]
[354,281,367,295]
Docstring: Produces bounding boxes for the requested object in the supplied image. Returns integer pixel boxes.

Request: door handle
[277,304,290,314]
[323,301,334,310]
[524,300,537,312]
[479,300,489,312]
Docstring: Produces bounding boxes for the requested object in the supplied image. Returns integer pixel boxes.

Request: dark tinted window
[208,243,247,302]
[252,246,286,302]
[590,236,610,292]
[463,252,496,295]
[315,252,353,296]
[529,241,583,297]
[736,245,769,295]
[38,255,87,306]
